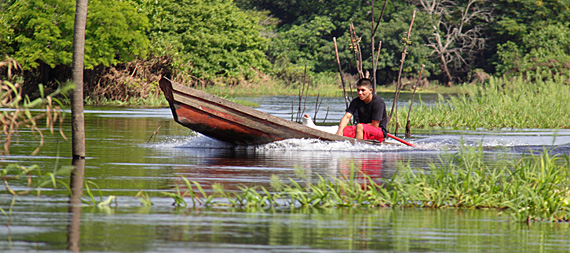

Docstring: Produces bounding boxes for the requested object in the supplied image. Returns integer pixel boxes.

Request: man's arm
[336,112,353,136]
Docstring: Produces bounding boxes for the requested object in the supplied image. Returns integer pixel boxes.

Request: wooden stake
[349,22,364,79]
[333,37,350,109]
[405,65,424,138]
[388,10,416,135]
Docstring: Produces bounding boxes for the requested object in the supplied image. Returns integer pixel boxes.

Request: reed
[398,74,570,130]
[1,81,72,155]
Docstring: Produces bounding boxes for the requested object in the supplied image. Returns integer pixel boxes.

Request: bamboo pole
[371,0,375,93]
[349,22,364,78]
[333,37,350,109]
[372,0,389,37]
[374,40,382,92]
[371,0,389,94]
[405,64,424,138]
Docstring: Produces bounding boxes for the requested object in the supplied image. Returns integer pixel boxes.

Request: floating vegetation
[161,145,569,223]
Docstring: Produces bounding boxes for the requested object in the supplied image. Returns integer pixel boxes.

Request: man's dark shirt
[346,94,387,130]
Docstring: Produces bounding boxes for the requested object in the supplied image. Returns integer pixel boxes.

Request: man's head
[356,78,373,102]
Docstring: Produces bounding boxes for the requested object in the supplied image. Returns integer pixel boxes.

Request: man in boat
[335,78,388,142]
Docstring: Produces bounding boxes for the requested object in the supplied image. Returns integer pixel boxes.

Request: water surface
[1,95,569,251]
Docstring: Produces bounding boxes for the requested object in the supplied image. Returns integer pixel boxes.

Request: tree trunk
[71,0,88,159]
[439,53,453,85]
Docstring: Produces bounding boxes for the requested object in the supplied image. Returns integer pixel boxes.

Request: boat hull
[159,77,376,145]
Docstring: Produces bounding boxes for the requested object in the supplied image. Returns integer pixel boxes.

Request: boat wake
[148,130,570,154]
[148,134,417,152]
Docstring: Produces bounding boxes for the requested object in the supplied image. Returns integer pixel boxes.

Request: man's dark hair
[356,78,373,89]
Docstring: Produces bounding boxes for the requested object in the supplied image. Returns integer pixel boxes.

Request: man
[335,78,387,141]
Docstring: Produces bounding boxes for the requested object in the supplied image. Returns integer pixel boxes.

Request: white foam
[145,134,233,149]
[253,138,414,152]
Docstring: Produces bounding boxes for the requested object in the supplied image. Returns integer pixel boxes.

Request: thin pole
[405,65,424,138]
[371,0,376,93]
[334,37,349,108]
[388,10,416,135]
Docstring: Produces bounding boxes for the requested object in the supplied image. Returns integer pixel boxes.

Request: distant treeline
[1,0,570,97]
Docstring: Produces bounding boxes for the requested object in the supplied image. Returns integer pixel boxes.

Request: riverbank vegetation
[395,74,570,131]
[2,0,570,104]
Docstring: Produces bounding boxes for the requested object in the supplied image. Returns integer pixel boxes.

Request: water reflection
[66,207,568,251]
[159,140,413,193]
[67,158,85,252]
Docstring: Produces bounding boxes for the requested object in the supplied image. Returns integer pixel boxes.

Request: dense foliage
[137,0,271,80]
[0,0,148,70]
[2,0,570,96]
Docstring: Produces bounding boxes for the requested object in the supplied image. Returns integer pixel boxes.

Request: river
[1,93,569,251]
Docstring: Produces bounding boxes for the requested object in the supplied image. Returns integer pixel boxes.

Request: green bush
[496,24,570,78]
[0,0,149,70]
[140,0,271,80]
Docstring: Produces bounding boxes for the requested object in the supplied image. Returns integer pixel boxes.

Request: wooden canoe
[159,77,380,146]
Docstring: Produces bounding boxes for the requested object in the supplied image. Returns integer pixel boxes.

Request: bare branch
[413,0,492,84]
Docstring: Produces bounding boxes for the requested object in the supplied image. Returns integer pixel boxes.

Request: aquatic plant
[400,74,570,130]
[165,146,569,223]
[1,164,74,223]
[161,177,213,207]
[1,81,72,155]
[1,78,74,222]
[135,190,153,206]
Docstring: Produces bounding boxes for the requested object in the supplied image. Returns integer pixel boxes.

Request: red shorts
[343,124,385,142]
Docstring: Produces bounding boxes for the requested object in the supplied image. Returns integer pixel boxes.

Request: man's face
[357,86,372,101]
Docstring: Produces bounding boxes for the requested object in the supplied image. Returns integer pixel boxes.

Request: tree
[240,0,435,84]
[141,0,271,81]
[491,0,570,78]
[0,0,148,70]
[496,24,570,79]
[270,16,337,73]
[411,0,492,85]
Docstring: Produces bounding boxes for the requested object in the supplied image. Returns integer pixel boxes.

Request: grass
[2,145,567,223]
[159,145,569,223]
[397,74,570,130]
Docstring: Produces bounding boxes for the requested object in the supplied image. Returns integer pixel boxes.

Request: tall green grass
[400,74,570,129]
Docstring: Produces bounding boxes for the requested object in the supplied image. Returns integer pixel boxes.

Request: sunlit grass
[397,74,570,130]
[161,146,570,223]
